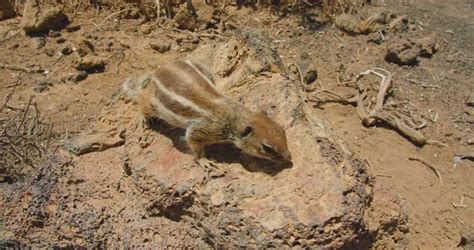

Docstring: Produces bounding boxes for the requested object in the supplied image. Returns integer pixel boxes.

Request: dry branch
[0,64,43,73]
[408,156,443,184]
[308,67,446,147]
[1,95,55,182]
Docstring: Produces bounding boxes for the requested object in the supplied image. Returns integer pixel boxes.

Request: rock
[0,30,408,249]
[56,37,66,44]
[367,32,384,44]
[22,1,69,36]
[174,6,200,31]
[191,36,200,44]
[149,41,171,53]
[48,30,61,37]
[66,25,81,32]
[304,69,318,84]
[120,42,130,49]
[32,37,46,49]
[140,24,153,34]
[59,44,73,55]
[0,0,15,20]
[364,184,409,248]
[385,38,420,66]
[34,79,54,93]
[459,226,474,249]
[416,33,439,58]
[75,56,106,73]
[73,38,95,57]
[389,15,409,33]
[44,47,55,57]
[466,92,474,107]
[63,71,88,83]
[385,34,439,66]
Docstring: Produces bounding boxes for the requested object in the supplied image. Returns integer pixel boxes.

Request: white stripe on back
[183,60,218,91]
[151,76,211,116]
[150,94,190,128]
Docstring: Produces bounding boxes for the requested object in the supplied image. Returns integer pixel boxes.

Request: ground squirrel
[122,60,292,163]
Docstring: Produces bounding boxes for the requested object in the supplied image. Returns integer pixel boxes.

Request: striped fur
[122,60,292,163]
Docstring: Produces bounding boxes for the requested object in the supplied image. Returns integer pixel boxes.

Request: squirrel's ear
[260,110,268,116]
[240,126,253,138]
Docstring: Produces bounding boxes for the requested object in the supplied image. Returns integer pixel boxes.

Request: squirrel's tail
[114,75,152,101]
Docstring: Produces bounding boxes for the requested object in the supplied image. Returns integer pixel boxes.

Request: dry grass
[10,0,366,19]
[0,88,56,183]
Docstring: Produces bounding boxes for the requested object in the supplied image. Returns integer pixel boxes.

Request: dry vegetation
[0,87,56,183]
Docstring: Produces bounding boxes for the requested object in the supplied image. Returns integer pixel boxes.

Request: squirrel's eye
[261,143,275,154]
[241,126,253,138]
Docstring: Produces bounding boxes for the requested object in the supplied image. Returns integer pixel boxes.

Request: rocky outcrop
[22,0,69,36]
[0,31,408,248]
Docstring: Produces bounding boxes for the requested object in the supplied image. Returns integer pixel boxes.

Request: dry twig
[0,64,43,74]
[408,156,443,184]
[453,196,467,208]
[308,67,447,147]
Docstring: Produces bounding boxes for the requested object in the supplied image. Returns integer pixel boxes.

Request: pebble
[34,79,54,92]
[466,92,474,107]
[64,71,88,83]
[149,41,171,53]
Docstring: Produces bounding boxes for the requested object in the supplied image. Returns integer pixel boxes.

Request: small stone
[459,226,474,249]
[416,33,439,58]
[60,44,73,55]
[466,92,474,107]
[56,37,66,44]
[74,39,95,57]
[66,71,88,83]
[149,41,171,53]
[48,30,61,37]
[385,38,420,66]
[191,36,200,44]
[120,42,130,49]
[44,48,55,57]
[34,79,54,92]
[389,15,409,33]
[9,43,19,50]
[304,69,318,84]
[367,32,383,45]
[32,37,46,49]
[140,24,153,34]
[66,25,81,32]
[75,56,106,73]
[174,7,200,31]
[22,3,69,36]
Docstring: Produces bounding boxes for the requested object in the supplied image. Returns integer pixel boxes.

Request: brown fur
[124,60,292,163]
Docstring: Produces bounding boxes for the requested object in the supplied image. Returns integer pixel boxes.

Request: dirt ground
[1,0,473,248]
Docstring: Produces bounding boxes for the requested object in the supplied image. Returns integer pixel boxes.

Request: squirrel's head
[235,111,292,163]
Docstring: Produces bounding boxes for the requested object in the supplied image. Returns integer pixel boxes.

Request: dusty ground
[0,0,473,248]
